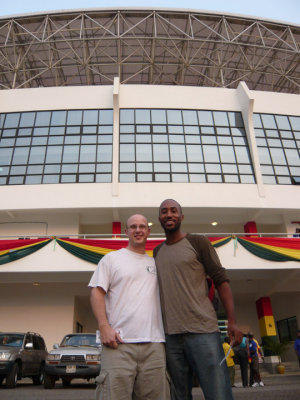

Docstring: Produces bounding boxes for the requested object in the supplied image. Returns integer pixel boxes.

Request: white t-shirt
[88,248,165,343]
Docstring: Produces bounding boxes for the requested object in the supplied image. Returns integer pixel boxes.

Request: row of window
[0,109,299,185]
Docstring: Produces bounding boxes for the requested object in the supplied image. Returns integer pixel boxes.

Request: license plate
[66,365,76,373]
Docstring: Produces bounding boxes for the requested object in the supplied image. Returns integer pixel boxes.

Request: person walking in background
[294,330,300,367]
[223,336,236,387]
[89,214,170,400]
[234,334,249,388]
[154,198,243,400]
[248,333,264,387]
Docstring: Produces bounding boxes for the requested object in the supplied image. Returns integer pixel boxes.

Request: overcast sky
[1,0,300,25]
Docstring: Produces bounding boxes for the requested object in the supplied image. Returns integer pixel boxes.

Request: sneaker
[259,381,264,387]
[252,382,259,387]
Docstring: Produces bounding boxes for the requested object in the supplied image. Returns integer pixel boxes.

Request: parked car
[0,332,47,388]
[44,333,101,389]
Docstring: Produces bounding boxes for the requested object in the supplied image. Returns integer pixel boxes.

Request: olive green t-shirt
[154,234,229,334]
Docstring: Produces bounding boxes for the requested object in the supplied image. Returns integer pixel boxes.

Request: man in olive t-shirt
[154,199,242,400]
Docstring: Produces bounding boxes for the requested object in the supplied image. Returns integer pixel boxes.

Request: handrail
[0,233,299,239]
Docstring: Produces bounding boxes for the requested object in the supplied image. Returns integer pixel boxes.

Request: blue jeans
[165,332,233,400]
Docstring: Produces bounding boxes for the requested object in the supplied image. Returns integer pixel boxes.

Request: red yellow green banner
[0,238,51,265]
[237,237,300,262]
[0,236,299,265]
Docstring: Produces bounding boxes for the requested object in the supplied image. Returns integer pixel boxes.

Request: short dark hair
[159,199,183,214]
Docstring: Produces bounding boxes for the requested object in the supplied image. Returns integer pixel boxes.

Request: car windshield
[0,334,24,347]
[60,334,98,347]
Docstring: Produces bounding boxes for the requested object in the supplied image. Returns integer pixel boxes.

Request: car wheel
[6,363,18,388]
[44,372,55,389]
[62,377,71,386]
[32,364,45,385]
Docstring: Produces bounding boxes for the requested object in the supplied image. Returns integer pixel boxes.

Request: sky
[0,0,300,25]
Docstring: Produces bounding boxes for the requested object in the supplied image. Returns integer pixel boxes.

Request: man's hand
[100,324,123,349]
[227,320,243,347]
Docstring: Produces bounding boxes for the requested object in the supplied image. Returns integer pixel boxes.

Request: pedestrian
[89,214,170,400]
[153,198,243,400]
[223,336,236,387]
[294,330,300,367]
[248,333,264,387]
[234,334,249,387]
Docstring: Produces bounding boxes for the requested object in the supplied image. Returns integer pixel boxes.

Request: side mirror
[25,343,33,349]
[53,343,59,349]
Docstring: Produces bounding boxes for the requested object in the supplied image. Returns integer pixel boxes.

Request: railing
[0,233,299,240]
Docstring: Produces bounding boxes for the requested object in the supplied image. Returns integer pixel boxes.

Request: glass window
[79,164,95,173]
[170,145,186,162]
[169,135,184,143]
[61,175,76,183]
[222,164,238,173]
[155,174,170,182]
[151,110,167,124]
[43,175,59,184]
[269,148,286,165]
[35,112,51,126]
[98,125,113,134]
[33,127,48,136]
[136,125,150,133]
[4,113,20,128]
[9,176,24,184]
[83,110,98,125]
[261,114,277,129]
[19,112,35,127]
[97,164,112,173]
[285,149,300,165]
[27,165,43,174]
[171,164,188,173]
[96,174,111,182]
[219,146,236,163]
[277,317,298,342]
[235,147,251,163]
[182,110,198,125]
[28,146,46,164]
[153,144,169,162]
[67,110,82,125]
[137,174,152,182]
[188,164,205,173]
[153,125,167,133]
[136,134,151,143]
[203,145,219,162]
[228,112,244,127]
[44,165,60,173]
[198,111,213,125]
[224,175,239,183]
[167,110,182,125]
[2,129,16,137]
[136,109,150,124]
[99,110,113,125]
[136,144,152,161]
[289,117,300,130]
[120,125,135,133]
[172,174,188,182]
[154,163,170,172]
[51,111,66,126]
[12,147,30,165]
[120,109,134,124]
[120,144,135,162]
[0,138,15,147]
[63,145,80,163]
[213,111,229,126]
[61,164,78,173]
[189,174,205,182]
[10,166,26,175]
[253,114,262,128]
[275,115,290,130]
[18,128,32,136]
[25,175,42,184]
[186,145,203,162]
[136,163,153,172]
[206,164,221,173]
[45,146,63,163]
[119,173,135,182]
[64,136,80,144]
[79,145,96,163]
[82,135,97,144]
[120,163,135,172]
[97,145,112,163]
[168,126,184,134]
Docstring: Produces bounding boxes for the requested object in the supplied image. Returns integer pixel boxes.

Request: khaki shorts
[96,342,170,400]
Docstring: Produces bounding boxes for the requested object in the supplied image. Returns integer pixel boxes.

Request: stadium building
[0,8,299,365]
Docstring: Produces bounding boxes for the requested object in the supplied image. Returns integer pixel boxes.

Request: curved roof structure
[0,8,299,93]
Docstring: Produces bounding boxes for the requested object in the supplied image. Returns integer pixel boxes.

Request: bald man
[89,214,170,400]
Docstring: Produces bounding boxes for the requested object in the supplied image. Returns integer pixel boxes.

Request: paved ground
[0,371,299,400]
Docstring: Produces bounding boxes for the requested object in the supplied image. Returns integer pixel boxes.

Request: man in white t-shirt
[89,214,170,400]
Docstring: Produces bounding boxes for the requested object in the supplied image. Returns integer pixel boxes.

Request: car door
[22,334,35,375]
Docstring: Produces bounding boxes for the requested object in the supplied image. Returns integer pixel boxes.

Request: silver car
[0,332,47,388]
[44,333,101,389]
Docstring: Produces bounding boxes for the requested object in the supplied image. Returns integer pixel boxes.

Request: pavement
[0,365,299,400]
[192,364,300,400]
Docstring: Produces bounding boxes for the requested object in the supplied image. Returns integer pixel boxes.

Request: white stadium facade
[0,8,300,365]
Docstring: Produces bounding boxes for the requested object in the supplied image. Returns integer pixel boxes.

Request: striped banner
[57,236,232,264]
[237,237,300,262]
[0,238,51,265]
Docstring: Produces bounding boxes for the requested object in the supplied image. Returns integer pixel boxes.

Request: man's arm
[90,287,123,349]
[217,281,243,346]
